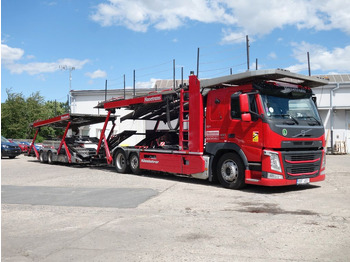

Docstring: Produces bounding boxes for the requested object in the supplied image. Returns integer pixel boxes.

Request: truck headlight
[264,150,282,173]
[267,173,283,179]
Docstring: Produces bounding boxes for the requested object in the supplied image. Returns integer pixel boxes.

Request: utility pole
[246,35,250,71]
[307,52,311,76]
[196,47,200,78]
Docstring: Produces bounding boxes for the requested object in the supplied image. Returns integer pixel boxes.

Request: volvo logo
[293,129,312,138]
[282,129,288,136]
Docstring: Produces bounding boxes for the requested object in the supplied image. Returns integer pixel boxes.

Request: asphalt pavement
[1,154,350,261]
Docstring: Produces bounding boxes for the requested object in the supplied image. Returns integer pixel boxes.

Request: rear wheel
[115,149,130,173]
[39,151,46,163]
[216,152,245,189]
[47,151,53,164]
[129,153,141,175]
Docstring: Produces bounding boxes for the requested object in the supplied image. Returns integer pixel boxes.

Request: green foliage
[1,89,68,140]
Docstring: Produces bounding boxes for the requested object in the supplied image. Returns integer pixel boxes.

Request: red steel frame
[102,74,206,176]
[29,113,115,164]
[57,121,72,163]
[33,113,70,128]
[29,114,72,160]
[96,111,113,164]
[28,129,40,159]
[104,94,163,109]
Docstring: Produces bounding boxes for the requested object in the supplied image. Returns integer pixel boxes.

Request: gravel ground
[1,154,350,262]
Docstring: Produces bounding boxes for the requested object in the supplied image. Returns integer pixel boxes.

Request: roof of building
[318,74,350,83]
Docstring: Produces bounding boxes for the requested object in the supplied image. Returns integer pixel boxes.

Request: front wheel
[216,152,245,189]
[129,153,141,175]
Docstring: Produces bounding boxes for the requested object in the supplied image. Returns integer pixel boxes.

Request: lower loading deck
[117,147,210,179]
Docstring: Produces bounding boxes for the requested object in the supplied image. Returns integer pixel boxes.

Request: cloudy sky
[2,0,350,102]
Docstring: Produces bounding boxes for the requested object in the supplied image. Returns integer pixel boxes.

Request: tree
[1,89,27,138]
[1,89,68,140]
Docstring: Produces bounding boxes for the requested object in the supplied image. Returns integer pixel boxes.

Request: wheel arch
[206,143,249,181]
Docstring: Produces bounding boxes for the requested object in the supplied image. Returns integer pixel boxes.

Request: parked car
[1,136,22,159]
[8,140,29,153]
[20,141,41,156]
[20,141,40,150]
[18,141,30,153]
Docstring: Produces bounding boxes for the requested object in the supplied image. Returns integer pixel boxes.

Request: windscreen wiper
[272,114,299,125]
[303,116,321,125]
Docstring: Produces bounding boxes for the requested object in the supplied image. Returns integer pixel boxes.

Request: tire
[39,151,46,163]
[9,156,16,159]
[115,149,130,173]
[216,152,245,189]
[129,153,141,175]
[47,151,53,165]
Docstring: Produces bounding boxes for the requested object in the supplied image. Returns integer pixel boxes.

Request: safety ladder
[179,88,189,150]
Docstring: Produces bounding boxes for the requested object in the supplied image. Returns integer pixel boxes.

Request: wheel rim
[130,155,138,169]
[220,160,238,182]
[116,153,126,170]
[40,152,43,162]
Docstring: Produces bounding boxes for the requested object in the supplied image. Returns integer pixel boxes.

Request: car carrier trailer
[29,113,119,165]
[96,69,328,189]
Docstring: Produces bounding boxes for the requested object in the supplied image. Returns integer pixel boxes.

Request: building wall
[313,82,350,153]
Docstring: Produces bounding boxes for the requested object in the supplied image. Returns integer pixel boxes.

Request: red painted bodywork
[139,152,205,175]
[101,74,325,186]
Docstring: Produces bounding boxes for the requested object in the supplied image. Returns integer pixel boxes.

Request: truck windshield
[261,95,321,125]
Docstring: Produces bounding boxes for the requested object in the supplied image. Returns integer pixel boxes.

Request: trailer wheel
[216,152,245,189]
[39,151,46,163]
[47,151,54,165]
[129,153,141,175]
[115,150,130,173]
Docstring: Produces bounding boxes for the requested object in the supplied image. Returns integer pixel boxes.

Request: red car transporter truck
[30,69,328,189]
[98,69,328,189]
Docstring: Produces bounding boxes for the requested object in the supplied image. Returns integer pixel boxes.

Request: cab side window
[249,94,259,121]
[231,96,241,119]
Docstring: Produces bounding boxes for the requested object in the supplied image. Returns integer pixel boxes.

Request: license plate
[297,178,310,185]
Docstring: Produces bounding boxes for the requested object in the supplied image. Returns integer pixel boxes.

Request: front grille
[287,154,318,162]
[290,166,316,174]
[282,151,322,179]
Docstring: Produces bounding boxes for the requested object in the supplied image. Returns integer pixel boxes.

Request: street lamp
[59,65,75,109]
[59,65,75,92]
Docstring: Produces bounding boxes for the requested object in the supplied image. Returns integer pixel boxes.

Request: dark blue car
[1,136,22,159]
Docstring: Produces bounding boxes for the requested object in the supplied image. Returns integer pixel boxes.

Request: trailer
[28,113,119,165]
[97,69,328,189]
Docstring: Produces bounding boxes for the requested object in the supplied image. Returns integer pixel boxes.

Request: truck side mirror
[240,94,250,112]
[240,94,251,122]
[242,113,251,122]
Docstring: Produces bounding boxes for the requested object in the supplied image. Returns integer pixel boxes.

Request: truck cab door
[227,93,263,162]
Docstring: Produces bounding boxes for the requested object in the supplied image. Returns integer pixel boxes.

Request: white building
[313,74,350,154]
[70,76,350,153]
